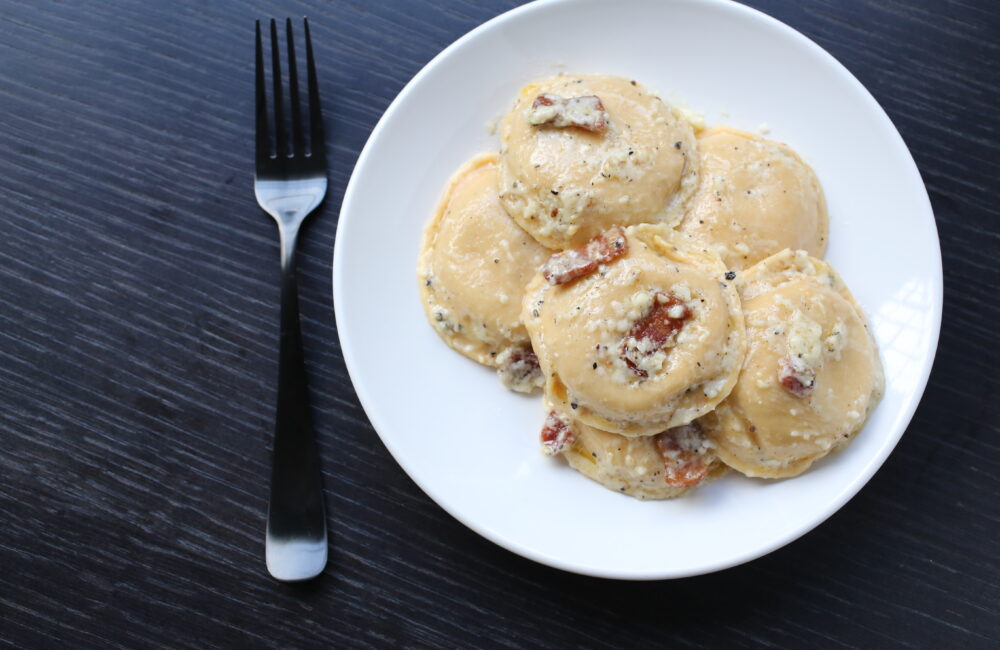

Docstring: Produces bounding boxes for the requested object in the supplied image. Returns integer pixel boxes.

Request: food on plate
[498,74,699,249]
[416,73,883,500]
[522,224,745,436]
[541,407,726,499]
[418,153,550,392]
[700,250,884,478]
[677,127,828,270]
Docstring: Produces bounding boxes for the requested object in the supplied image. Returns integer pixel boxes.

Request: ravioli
[416,73,884,500]
[499,74,699,249]
[418,153,550,391]
[522,224,745,436]
[701,250,884,478]
[677,127,828,270]
[540,405,726,500]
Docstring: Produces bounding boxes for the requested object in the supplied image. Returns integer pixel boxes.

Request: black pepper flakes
[725,271,736,280]
[674,141,682,149]
[570,402,578,410]
[551,189,559,195]
[593,362,598,369]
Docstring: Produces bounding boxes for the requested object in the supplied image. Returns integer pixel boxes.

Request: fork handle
[265,230,327,581]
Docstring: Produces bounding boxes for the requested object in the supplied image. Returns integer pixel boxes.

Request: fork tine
[285,19,304,157]
[269,19,286,159]
[255,20,270,166]
[303,18,325,161]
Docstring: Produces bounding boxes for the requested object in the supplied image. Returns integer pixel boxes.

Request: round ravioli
[498,74,699,249]
[539,406,726,500]
[701,250,884,478]
[522,224,745,436]
[418,153,550,391]
[677,127,828,271]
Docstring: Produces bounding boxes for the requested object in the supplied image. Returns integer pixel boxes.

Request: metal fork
[255,17,327,582]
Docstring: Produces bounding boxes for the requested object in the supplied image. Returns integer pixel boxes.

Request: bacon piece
[655,423,710,489]
[496,347,543,394]
[542,226,627,285]
[528,93,608,133]
[619,293,692,377]
[778,356,815,397]
[540,410,575,456]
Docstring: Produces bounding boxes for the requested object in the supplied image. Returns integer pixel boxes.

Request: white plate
[333,0,942,579]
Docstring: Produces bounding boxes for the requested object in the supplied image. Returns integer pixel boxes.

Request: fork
[255,17,328,582]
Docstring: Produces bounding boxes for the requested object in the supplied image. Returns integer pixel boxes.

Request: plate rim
[331,0,943,579]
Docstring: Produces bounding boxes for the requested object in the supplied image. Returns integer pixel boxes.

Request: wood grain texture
[0,0,997,647]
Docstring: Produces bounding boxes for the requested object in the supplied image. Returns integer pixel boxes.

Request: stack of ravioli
[418,74,883,500]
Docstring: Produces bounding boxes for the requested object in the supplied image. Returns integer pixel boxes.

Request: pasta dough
[418,153,550,391]
[499,74,698,249]
[541,405,726,499]
[701,250,883,477]
[523,224,745,436]
[677,127,828,270]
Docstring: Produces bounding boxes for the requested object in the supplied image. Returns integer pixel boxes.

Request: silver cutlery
[254,17,327,582]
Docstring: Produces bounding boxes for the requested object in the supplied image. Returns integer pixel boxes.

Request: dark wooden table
[1,0,997,647]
